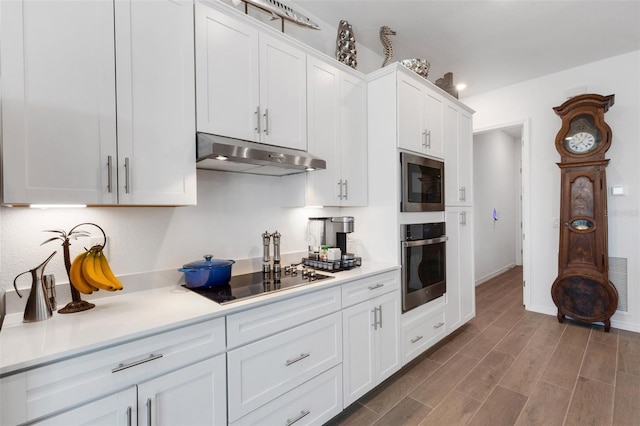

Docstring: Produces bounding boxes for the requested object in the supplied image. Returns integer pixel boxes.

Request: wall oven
[401,222,447,312]
[400,152,445,212]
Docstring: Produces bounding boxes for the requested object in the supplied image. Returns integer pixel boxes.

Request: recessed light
[215,155,228,161]
[456,83,467,91]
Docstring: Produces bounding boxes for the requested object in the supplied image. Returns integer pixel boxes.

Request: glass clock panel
[564,115,601,153]
[571,219,593,230]
[570,176,594,217]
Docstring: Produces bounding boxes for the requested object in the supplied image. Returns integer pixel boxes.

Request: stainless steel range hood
[196,133,326,176]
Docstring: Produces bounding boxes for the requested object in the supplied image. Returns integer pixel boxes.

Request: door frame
[473,118,531,307]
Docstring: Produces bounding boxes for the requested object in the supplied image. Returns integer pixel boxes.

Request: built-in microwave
[400,152,445,212]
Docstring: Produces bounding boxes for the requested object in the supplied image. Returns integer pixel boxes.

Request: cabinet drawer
[231,365,342,426]
[401,306,446,365]
[227,286,341,348]
[341,271,400,308]
[228,312,342,422]
[22,317,225,422]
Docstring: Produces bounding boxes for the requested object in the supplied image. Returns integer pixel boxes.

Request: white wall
[463,50,640,332]
[473,130,519,284]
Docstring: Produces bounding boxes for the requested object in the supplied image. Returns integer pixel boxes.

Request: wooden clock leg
[604,319,611,333]
[557,309,565,324]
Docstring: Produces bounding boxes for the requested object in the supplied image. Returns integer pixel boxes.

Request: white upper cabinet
[444,101,474,206]
[284,56,367,207]
[114,0,197,206]
[397,70,444,159]
[195,3,307,151]
[1,0,196,206]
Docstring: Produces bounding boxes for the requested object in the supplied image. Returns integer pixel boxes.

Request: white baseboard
[475,262,517,286]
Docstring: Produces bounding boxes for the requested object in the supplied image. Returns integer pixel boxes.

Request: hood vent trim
[196,133,326,177]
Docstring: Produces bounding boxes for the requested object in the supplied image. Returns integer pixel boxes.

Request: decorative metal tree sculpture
[380,26,396,67]
[336,20,357,69]
[41,223,106,313]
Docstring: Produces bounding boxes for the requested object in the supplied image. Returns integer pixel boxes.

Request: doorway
[473,120,531,307]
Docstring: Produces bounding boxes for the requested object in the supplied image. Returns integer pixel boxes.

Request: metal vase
[13,251,56,323]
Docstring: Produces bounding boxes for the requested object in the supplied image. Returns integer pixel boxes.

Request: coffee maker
[308,216,355,256]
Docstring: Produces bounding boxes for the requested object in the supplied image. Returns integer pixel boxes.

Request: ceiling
[293,1,640,97]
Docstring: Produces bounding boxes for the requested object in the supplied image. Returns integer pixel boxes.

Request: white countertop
[0,262,399,376]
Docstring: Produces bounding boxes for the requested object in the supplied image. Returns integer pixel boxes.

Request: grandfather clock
[551,93,618,332]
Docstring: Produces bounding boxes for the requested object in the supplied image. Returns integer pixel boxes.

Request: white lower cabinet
[400,299,447,366]
[342,281,401,407]
[227,312,342,422]
[231,365,342,426]
[1,318,226,426]
[32,355,226,426]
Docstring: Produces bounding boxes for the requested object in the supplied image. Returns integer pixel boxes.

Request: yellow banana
[82,250,117,291]
[97,251,123,290]
[70,251,98,294]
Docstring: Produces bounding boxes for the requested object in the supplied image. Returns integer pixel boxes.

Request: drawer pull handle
[285,353,310,366]
[411,335,424,344]
[112,353,163,373]
[126,406,132,426]
[286,409,311,426]
[434,322,445,329]
[368,283,384,290]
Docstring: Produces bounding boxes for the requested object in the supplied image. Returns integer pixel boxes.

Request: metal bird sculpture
[380,26,396,67]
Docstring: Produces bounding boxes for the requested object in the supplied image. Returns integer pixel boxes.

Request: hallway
[327,266,640,425]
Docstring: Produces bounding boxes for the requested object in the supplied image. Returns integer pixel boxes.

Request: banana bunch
[70,245,123,294]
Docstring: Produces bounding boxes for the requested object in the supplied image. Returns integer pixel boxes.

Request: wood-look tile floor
[326,266,640,426]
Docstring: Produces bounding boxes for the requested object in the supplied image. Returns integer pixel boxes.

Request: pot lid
[183,255,235,270]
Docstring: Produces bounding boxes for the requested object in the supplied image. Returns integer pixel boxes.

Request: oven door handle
[402,236,448,247]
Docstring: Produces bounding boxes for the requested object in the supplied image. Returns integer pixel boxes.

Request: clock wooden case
[551,93,618,332]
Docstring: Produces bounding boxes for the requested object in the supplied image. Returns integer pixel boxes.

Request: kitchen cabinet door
[259,33,307,151]
[445,207,476,333]
[0,0,118,205]
[1,0,196,206]
[305,56,340,206]
[32,387,137,426]
[195,3,306,151]
[285,57,367,207]
[114,0,196,206]
[342,290,400,407]
[339,71,368,206]
[195,3,260,142]
[445,101,474,206]
[397,71,444,159]
[138,355,226,426]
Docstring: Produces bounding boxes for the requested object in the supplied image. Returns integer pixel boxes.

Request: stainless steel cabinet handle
[343,179,348,200]
[338,179,343,199]
[371,307,378,330]
[255,106,261,133]
[424,129,432,149]
[286,410,310,426]
[107,156,113,193]
[411,335,424,344]
[378,305,383,328]
[126,406,132,426]
[124,157,131,194]
[146,398,152,426]
[112,353,163,373]
[263,109,269,135]
[459,186,466,202]
[368,283,384,290]
[422,130,427,148]
[434,322,445,329]
[285,353,310,366]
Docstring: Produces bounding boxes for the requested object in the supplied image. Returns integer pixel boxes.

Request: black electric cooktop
[186,269,333,305]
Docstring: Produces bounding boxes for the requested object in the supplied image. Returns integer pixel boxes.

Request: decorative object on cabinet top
[399,58,430,79]
[336,20,357,69]
[435,72,459,98]
[231,0,320,31]
[380,25,396,67]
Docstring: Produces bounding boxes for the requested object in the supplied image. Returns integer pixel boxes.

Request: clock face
[563,115,601,155]
[566,131,596,153]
